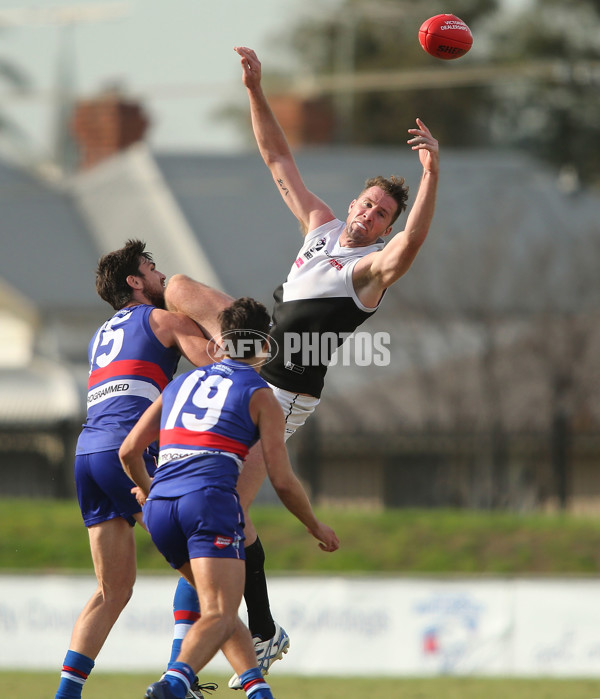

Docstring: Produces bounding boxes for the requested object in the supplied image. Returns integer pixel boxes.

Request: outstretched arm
[249,388,339,552]
[234,45,334,235]
[353,118,439,302]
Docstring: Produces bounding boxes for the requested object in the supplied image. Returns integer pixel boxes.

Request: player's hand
[234,46,262,89]
[307,522,340,552]
[407,118,439,175]
[131,486,147,507]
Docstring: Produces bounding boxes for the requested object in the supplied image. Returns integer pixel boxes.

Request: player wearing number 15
[54,239,230,699]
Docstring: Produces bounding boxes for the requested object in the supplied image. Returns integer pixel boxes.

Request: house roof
[154,146,600,313]
[1,144,599,430]
[3,144,598,318]
[0,159,102,315]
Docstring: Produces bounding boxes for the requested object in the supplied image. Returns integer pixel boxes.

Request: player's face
[137,257,167,309]
[343,186,396,246]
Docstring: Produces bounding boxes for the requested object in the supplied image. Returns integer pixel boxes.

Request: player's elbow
[118,440,136,471]
[269,472,295,500]
[263,149,290,171]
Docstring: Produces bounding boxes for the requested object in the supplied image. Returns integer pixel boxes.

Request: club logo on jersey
[296,237,327,266]
[306,237,326,256]
[207,330,279,366]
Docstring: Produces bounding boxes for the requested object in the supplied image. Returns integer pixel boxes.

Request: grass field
[3,499,600,574]
[3,672,600,699]
[4,500,600,697]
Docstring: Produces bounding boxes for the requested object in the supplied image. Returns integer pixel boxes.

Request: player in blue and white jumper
[120,297,339,699]
[54,239,230,699]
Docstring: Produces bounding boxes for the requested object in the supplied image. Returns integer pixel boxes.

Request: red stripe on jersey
[88,360,170,391]
[160,427,249,459]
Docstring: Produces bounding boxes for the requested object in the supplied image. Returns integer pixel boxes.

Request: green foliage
[250,0,600,187]
[277,0,498,148]
[485,0,600,187]
[2,499,600,574]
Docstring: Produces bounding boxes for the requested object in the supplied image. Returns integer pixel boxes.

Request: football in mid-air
[419,14,473,60]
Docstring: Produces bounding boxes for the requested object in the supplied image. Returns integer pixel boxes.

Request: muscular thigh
[75,450,156,527]
[190,556,246,617]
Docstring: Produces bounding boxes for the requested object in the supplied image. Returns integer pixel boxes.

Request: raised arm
[249,387,339,552]
[234,45,334,235]
[354,119,439,302]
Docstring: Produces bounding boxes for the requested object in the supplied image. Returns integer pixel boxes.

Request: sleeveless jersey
[76,304,180,455]
[260,218,385,397]
[149,358,268,497]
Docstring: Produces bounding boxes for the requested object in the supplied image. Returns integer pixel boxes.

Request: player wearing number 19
[119,297,339,699]
[54,239,230,699]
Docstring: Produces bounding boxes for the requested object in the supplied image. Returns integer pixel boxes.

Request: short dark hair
[363,175,409,224]
[218,297,271,359]
[95,239,153,310]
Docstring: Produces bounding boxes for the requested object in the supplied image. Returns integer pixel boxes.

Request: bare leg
[175,557,256,674]
[221,619,261,678]
[68,515,139,658]
[165,274,233,341]
[237,441,268,546]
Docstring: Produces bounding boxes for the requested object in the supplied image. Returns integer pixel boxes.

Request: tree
[224,0,600,188]
[486,0,600,188]
[278,0,499,147]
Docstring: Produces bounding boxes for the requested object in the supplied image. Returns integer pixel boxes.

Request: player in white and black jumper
[165,44,440,687]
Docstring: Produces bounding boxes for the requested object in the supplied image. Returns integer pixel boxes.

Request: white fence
[1,574,600,676]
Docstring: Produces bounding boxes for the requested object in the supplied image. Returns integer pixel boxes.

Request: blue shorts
[144,487,245,570]
[75,449,156,527]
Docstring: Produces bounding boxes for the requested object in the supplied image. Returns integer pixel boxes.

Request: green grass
[4,501,600,695]
[2,498,600,574]
[3,672,600,699]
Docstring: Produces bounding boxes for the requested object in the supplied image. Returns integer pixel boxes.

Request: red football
[419,14,473,60]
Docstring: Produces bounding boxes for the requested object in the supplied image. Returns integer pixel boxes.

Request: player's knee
[204,608,238,639]
[112,585,134,613]
[96,578,135,610]
[164,274,189,308]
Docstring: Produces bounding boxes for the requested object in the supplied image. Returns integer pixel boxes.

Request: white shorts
[267,383,320,442]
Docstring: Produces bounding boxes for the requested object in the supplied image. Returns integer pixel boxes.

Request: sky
[0,0,343,160]
[0,0,524,161]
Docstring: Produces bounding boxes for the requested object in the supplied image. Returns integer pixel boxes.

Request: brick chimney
[71,91,150,170]
[268,94,336,147]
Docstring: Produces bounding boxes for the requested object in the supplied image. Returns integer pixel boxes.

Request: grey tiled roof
[1,145,599,430]
[0,159,102,314]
